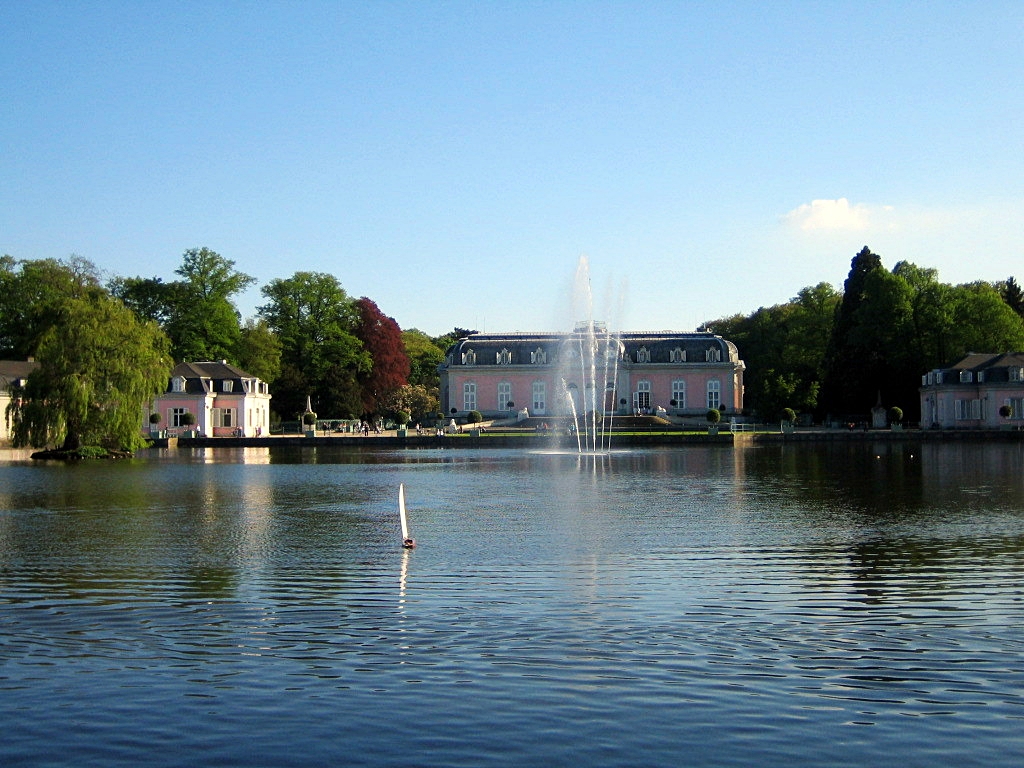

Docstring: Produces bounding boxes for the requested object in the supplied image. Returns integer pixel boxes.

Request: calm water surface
[1,442,1022,766]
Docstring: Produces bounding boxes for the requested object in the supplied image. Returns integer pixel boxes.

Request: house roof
[0,359,38,388]
[443,330,740,367]
[167,360,263,395]
[949,352,1024,371]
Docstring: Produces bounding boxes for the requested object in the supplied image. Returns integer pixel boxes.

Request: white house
[919,352,1024,429]
[0,359,38,444]
[149,361,272,437]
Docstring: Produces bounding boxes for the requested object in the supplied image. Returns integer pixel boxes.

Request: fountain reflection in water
[558,256,624,455]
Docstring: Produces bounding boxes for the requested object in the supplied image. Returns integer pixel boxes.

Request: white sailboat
[399,483,416,548]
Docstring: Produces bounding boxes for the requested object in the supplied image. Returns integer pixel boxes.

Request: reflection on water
[1,443,1022,767]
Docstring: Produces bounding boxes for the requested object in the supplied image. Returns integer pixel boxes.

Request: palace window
[463,382,477,412]
[531,347,547,364]
[497,348,513,365]
[532,381,546,413]
[172,377,185,393]
[222,380,233,393]
[707,380,721,410]
[498,382,512,411]
[462,349,477,365]
[706,347,722,362]
[635,380,651,412]
[636,347,651,363]
[670,347,686,363]
[170,408,190,427]
[959,370,973,383]
[1011,367,1024,382]
[671,380,686,409]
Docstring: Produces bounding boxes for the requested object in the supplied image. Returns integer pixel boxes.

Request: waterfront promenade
[165,425,1024,450]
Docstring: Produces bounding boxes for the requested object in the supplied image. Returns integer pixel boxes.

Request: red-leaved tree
[353,297,411,418]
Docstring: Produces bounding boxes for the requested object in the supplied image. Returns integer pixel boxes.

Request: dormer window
[222,380,234,393]
[497,348,512,365]
[706,347,722,362]
[636,346,650,363]
[960,370,973,383]
[670,347,685,363]
[531,347,547,364]
[462,349,476,365]
[172,376,185,393]
[1011,367,1024,382]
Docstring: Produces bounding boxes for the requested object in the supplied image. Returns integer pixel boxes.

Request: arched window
[636,346,651,363]
[707,380,721,410]
[670,347,686,363]
[497,348,512,365]
[705,347,722,362]
[635,380,651,412]
[462,349,476,365]
[532,381,546,413]
[672,380,686,409]
[531,347,547,364]
[172,376,185,393]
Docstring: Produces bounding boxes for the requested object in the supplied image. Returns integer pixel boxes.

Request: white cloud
[783,198,876,231]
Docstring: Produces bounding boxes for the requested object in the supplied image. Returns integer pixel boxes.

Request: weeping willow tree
[7,292,171,453]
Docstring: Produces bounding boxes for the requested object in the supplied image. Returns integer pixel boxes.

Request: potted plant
[302,411,317,437]
[706,408,721,435]
[888,406,904,431]
[396,410,411,438]
[781,408,796,434]
[180,411,197,437]
[149,412,162,437]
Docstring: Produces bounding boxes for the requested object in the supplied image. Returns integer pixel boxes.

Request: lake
[1,441,1022,766]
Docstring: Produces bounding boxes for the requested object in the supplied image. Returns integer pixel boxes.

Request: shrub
[149,412,161,425]
[302,411,317,426]
[888,406,903,424]
[396,410,411,425]
[782,408,796,424]
[467,410,483,424]
[706,408,721,424]
[999,404,1013,418]
[180,411,196,427]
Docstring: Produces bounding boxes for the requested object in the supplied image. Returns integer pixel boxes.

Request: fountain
[557,256,624,455]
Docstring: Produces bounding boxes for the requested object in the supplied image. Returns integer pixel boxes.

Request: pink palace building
[439,323,745,420]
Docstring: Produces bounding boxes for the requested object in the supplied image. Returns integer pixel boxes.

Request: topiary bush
[706,408,721,424]
[467,410,483,424]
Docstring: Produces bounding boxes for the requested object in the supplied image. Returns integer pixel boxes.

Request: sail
[399,483,409,541]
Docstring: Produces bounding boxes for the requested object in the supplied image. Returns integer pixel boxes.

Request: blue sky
[3,1,1022,337]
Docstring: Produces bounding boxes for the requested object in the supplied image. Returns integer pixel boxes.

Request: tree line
[6,244,1023,451]
[2,249,467,451]
[706,246,1024,423]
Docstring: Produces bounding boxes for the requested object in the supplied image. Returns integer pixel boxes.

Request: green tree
[107,275,174,326]
[258,271,369,419]
[706,283,837,419]
[7,292,171,452]
[163,248,255,363]
[947,281,1024,356]
[402,328,446,389]
[997,276,1024,320]
[821,246,886,416]
[235,317,282,384]
[0,255,104,358]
